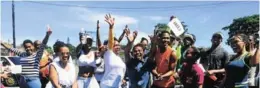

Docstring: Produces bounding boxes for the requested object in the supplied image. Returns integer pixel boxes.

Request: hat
[212,32,223,39]
[183,34,195,42]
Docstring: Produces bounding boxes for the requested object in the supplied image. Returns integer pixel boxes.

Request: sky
[1,1,259,53]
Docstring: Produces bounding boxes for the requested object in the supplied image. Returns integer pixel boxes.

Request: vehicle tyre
[3,74,18,87]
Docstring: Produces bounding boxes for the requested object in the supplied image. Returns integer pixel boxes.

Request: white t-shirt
[100,50,126,87]
[51,61,76,87]
[77,51,96,67]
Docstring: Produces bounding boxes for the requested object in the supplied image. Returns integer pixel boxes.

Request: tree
[222,14,259,38]
[155,21,188,37]
[45,46,54,55]
[66,43,77,60]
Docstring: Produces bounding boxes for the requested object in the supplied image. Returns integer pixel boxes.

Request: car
[0,56,22,87]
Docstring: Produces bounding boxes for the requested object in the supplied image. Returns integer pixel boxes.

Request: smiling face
[159,32,171,48]
[132,45,144,61]
[24,43,35,55]
[211,34,222,46]
[230,36,246,54]
[59,46,70,64]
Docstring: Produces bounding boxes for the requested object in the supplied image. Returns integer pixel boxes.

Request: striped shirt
[9,44,45,77]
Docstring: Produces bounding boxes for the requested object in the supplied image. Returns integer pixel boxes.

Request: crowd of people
[1,14,260,88]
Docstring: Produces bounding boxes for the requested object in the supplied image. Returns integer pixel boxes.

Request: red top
[153,47,176,87]
[179,63,204,88]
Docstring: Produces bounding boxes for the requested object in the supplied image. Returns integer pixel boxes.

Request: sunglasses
[59,52,70,55]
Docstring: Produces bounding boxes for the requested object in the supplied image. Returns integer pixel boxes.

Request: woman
[76,33,100,88]
[49,44,77,88]
[1,28,52,88]
[179,46,204,88]
[208,34,260,88]
[100,14,126,88]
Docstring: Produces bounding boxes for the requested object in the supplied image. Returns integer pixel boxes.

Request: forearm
[96,28,102,48]
[72,80,78,88]
[76,44,83,55]
[161,70,174,77]
[108,27,114,50]
[210,68,225,74]
[42,34,50,45]
[1,43,11,49]
[252,46,260,65]
[124,42,133,63]
[118,31,125,43]
[152,68,158,76]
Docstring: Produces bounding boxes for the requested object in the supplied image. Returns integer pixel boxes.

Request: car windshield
[8,57,20,65]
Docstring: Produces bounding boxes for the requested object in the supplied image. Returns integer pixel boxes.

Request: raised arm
[105,14,115,50]
[36,26,52,61]
[250,41,260,66]
[1,42,25,56]
[96,20,102,49]
[118,25,128,43]
[124,29,138,63]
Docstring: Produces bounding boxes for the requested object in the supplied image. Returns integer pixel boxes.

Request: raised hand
[125,26,130,36]
[133,30,138,39]
[170,16,176,21]
[97,20,100,29]
[149,34,158,44]
[104,14,115,28]
[46,24,52,36]
[124,25,129,33]
[126,33,134,43]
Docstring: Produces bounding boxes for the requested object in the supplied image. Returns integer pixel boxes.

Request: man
[150,28,178,88]
[34,40,52,88]
[176,33,196,72]
[200,32,229,88]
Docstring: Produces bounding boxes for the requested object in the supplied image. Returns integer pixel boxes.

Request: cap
[184,34,195,42]
[213,32,223,39]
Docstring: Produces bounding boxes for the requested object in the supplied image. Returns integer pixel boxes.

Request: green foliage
[66,43,77,60]
[45,46,54,54]
[222,14,259,38]
[155,21,188,37]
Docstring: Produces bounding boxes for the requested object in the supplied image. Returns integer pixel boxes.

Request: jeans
[77,77,100,88]
[19,76,41,88]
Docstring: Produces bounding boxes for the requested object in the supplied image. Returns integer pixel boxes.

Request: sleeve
[223,49,230,66]
[8,48,27,57]
[36,44,46,61]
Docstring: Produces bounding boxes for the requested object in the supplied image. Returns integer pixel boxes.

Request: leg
[26,77,41,88]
